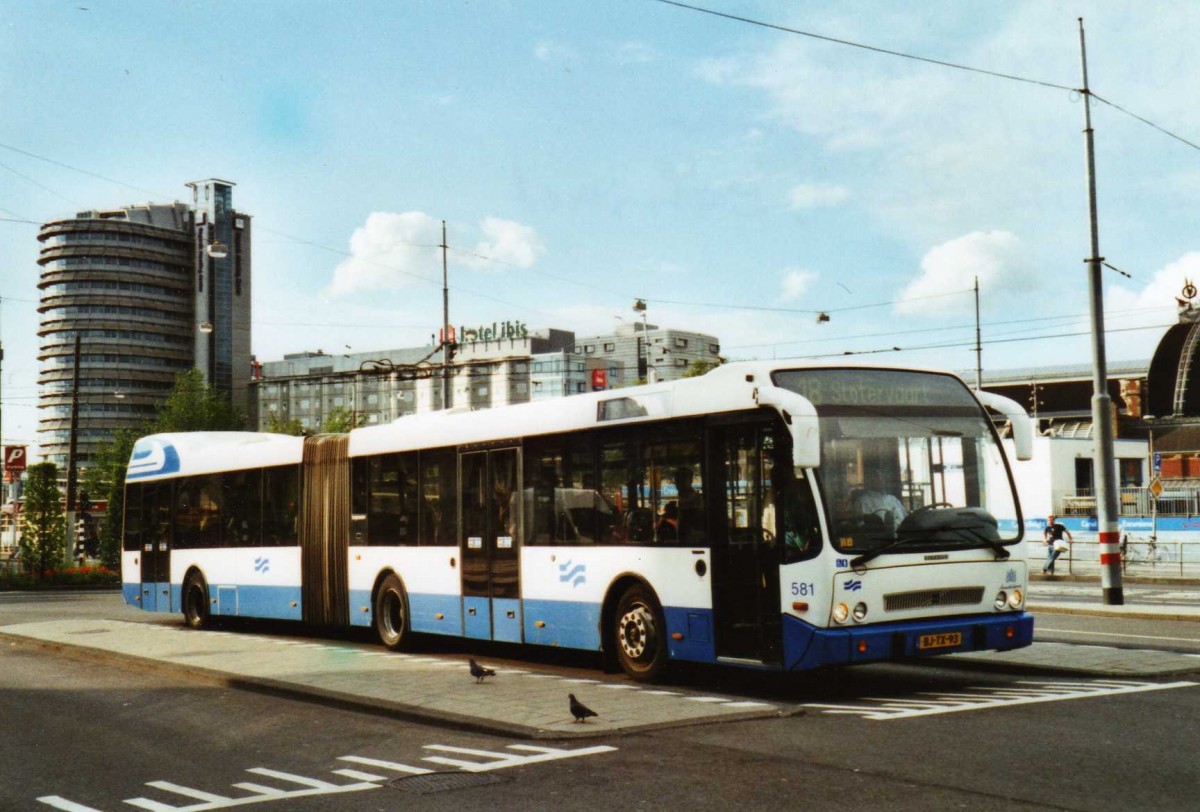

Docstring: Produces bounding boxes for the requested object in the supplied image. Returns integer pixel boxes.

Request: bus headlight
[994,591,1008,610]
[1008,588,1023,609]
[852,602,869,622]
[832,603,850,624]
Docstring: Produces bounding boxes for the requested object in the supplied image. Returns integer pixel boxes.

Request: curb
[0,630,796,740]
[1028,602,1200,623]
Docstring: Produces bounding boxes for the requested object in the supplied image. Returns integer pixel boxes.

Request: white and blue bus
[122,361,1035,681]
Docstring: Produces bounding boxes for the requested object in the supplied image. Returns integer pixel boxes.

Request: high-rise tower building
[36,180,252,475]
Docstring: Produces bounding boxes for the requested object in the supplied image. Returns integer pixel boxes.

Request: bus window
[123,483,143,552]
[175,475,221,549]
[600,431,704,546]
[368,454,400,545]
[222,469,262,547]
[419,447,456,546]
[263,465,299,546]
[525,435,610,546]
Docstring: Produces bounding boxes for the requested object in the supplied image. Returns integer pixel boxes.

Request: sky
[2,0,1199,449]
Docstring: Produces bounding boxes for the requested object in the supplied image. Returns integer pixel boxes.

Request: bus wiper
[850,535,924,572]
[945,522,1010,560]
[849,523,1010,571]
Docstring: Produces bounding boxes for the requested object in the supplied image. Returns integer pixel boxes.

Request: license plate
[918,632,962,650]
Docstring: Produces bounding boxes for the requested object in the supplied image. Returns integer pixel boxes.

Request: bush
[0,565,119,590]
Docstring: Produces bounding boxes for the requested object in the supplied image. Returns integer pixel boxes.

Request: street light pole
[1078,17,1123,605]
[441,220,451,411]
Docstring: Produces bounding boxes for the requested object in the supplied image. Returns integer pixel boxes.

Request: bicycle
[1120,534,1172,571]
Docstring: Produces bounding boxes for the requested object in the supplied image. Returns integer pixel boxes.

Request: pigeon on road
[469,658,495,683]
[569,693,598,723]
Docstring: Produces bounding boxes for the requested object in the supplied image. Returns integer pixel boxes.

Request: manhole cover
[388,772,510,794]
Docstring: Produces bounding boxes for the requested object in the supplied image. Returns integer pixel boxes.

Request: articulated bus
[122,361,1035,681]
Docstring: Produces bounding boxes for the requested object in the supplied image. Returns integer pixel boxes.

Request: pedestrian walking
[1042,514,1072,575]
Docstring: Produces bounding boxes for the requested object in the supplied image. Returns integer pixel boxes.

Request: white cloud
[896,230,1037,316]
[781,269,817,301]
[466,217,546,269]
[1106,252,1200,360]
[327,211,442,297]
[534,40,574,62]
[788,183,850,210]
[613,41,655,65]
[327,213,545,296]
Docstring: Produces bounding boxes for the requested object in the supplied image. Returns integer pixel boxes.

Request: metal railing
[1026,538,1200,578]
[1058,485,1200,517]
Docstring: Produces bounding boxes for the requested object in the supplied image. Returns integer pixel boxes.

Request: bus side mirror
[755,385,820,469]
[975,390,1033,461]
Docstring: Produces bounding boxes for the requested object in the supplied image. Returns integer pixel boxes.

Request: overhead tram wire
[1089,92,1200,155]
[654,2,1200,156]
[650,287,973,317]
[794,320,1175,361]
[652,0,1075,92]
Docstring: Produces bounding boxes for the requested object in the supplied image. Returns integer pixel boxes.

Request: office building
[251,328,580,431]
[250,321,723,431]
[572,322,722,386]
[36,179,251,474]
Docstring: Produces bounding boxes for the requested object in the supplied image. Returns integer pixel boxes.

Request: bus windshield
[772,368,1020,555]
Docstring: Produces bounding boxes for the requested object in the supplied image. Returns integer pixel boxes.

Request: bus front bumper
[782,611,1034,672]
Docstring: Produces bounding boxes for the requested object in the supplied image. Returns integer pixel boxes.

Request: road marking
[34,800,102,812]
[1038,627,1200,645]
[40,742,616,810]
[330,769,388,782]
[335,755,431,775]
[803,679,1198,720]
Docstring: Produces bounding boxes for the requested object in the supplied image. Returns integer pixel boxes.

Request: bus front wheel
[374,574,411,651]
[613,584,668,682]
[182,573,210,630]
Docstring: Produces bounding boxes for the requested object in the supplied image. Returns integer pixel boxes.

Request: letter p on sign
[4,446,27,472]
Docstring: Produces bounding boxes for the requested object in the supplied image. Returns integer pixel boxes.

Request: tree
[320,406,364,433]
[19,462,65,578]
[154,369,246,432]
[264,412,306,436]
[84,369,247,570]
[85,428,139,570]
[682,358,719,378]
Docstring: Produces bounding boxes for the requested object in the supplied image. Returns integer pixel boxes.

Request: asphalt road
[3,590,1200,810]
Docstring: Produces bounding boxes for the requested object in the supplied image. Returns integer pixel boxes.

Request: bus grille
[884,587,985,612]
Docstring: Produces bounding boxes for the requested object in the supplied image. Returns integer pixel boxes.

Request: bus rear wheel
[182,573,210,630]
[374,574,412,651]
[613,584,668,682]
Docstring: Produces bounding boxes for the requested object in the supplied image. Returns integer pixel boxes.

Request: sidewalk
[4,612,1197,740]
[0,619,792,740]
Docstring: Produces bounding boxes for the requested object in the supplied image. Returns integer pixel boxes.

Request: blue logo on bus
[558,559,586,588]
[844,579,863,592]
[127,438,181,480]
[254,557,270,574]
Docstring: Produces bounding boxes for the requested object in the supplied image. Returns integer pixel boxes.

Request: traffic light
[78,489,91,514]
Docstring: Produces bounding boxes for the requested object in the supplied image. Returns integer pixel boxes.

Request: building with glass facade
[572,322,722,386]
[250,323,723,432]
[36,179,251,474]
[251,329,579,431]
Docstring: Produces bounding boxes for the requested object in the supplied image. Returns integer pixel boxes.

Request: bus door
[709,422,782,663]
[460,447,522,642]
[140,481,172,612]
